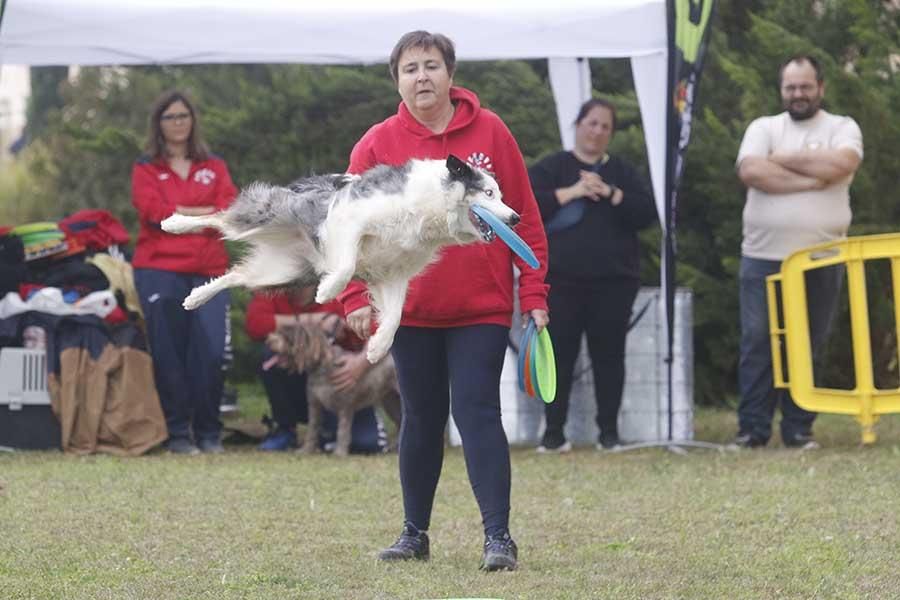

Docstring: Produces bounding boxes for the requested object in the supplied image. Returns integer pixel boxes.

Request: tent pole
[664,0,677,443]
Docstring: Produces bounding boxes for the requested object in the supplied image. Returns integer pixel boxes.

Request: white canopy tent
[2,0,700,443]
[0,0,669,225]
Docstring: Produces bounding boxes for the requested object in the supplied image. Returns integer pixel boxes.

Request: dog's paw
[297,442,318,454]
[315,278,343,304]
[366,339,389,364]
[182,290,205,311]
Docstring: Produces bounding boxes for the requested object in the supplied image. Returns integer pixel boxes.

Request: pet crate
[448,287,694,446]
[0,347,60,449]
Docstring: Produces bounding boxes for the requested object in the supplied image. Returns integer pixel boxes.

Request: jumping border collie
[161,155,520,363]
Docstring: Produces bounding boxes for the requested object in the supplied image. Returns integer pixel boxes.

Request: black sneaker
[597,431,622,451]
[378,523,430,562]
[197,438,225,454]
[536,430,571,454]
[480,530,518,571]
[165,437,199,455]
[731,432,767,449]
[783,432,820,450]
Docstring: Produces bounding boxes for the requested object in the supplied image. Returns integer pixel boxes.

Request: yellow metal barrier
[766,232,900,445]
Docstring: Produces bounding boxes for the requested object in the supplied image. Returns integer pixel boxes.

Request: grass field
[3,386,900,599]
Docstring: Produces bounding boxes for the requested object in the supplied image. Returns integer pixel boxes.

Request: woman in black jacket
[529,98,657,452]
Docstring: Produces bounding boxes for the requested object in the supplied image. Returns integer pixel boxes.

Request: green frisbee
[10,222,59,236]
[533,327,556,403]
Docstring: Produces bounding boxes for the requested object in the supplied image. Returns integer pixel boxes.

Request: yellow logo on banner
[675,0,714,63]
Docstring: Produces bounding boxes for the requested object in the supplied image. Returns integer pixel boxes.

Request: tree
[676,0,900,404]
[25,66,68,139]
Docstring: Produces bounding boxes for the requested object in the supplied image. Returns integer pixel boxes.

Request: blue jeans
[737,256,843,443]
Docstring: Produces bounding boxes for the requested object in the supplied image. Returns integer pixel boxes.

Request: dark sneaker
[165,437,199,455]
[731,432,767,449]
[378,523,430,562]
[197,438,225,454]
[480,530,518,572]
[258,427,297,451]
[536,430,571,454]
[597,431,622,451]
[783,433,820,450]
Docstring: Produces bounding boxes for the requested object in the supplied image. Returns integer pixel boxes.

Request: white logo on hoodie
[194,168,216,185]
[467,152,493,172]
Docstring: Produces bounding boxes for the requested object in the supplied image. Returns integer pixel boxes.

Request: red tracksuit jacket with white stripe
[131,155,237,276]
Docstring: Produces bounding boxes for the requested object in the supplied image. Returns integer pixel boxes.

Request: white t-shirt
[736,110,863,260]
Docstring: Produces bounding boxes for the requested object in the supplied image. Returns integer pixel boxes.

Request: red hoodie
[131,155,237,276]
[339,86,549,329]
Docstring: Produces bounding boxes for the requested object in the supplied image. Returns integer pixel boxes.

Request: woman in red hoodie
[131,90,237,455]
[340,31,549,572]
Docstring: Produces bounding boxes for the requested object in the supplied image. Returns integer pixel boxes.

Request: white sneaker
[596,442,623,452]
[536,440,572,454]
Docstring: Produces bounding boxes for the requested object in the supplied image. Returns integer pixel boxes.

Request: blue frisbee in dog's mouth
[470,205,539,269]
[469,208,497,242]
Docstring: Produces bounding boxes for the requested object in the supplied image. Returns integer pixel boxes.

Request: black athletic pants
[390,323,510,536]
[544,277,640,439]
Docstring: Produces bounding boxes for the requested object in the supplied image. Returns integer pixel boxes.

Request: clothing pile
[0,210,166,455]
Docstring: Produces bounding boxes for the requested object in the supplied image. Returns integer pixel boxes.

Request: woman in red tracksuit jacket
[131,90,236,455]
[339,31,549,572]
[245,288,385,453]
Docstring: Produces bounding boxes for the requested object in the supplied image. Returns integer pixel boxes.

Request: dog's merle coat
[161,155,520,363]
[347,162,411,201]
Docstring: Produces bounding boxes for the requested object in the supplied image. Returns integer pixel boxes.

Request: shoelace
[484,533,514,553]
[391,526,424,551]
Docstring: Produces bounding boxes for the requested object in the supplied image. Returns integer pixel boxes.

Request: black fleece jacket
[529,151,657,283]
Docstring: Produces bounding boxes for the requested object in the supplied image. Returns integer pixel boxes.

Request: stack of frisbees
[10,222,68,261]
[517,318,556,404]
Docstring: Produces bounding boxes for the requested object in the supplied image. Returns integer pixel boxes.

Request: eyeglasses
[781,84,818,94]
[160,112,192,123]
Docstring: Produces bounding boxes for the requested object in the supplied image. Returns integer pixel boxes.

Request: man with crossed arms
[734,54,863,449]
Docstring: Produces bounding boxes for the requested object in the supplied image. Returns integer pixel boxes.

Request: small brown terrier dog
[266,314,402,456]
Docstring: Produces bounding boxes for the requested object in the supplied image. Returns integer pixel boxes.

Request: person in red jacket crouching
[245,287,386,453]
[131,90,236,455]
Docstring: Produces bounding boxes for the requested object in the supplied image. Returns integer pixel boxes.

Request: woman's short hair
[389,30,456,82]
[146,90,210,161]
[574,98,617,131]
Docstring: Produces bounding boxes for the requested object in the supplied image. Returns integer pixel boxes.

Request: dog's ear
[446,154,473,181]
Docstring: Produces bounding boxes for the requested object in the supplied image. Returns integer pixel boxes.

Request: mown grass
[2,387,900,599]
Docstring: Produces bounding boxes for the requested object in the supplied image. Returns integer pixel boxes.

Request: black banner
[664,0,714,439]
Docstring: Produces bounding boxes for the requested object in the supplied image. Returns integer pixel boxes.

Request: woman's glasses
[160,112,192,123]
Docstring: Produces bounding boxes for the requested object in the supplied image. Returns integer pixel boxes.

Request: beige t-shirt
[736,110,863,260]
